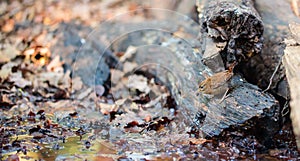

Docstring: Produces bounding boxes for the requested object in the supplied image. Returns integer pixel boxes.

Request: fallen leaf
[0,44,20,63]
[28,70,70,90]
[61,70,72,90]
[189,138,209,145]
[23,46,51,66]
[9,71,32,88]
[0,62,18,82]
[110,69,124,84]
[1,18,14,33]
[72,3,90,20]
[119,46,137,62]
[77,87,93,100]
[127,75,150,93]
[5,154,20,161]
[71,76,83,92]
[173,27,192,39]
[98,102,118,115]
[115,98,128,106]
[94,156,114,161]
[144,115,151,122]
[128,3,139,13]
[36,72,63,86]
[123,61,138,74]
[43,100,75,114]
[1,94,11,103]
[43,17,53,25]
[47,55,64,72]
[0,2,7,15]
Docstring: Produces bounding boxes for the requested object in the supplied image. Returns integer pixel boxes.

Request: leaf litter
[0,0,299,160]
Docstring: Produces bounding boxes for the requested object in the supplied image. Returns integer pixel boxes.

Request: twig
[281,100,290,117]
[263,56,283,92]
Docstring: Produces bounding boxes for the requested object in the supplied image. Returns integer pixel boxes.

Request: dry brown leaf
[23,46,51,66]
[43,17,53,25]
[9,71,32,88]
[34,30,55,46]
[0,44,20,63]
[110,81,129,99]
[5,154,19,161]
[173,27,193,39]
[47,55,64,72]
[72,3,90,20]
[98,102,118,115]
[0,2,7,15]
[119,46,137,62]
[29,70,70,90]
[77,88,93,100]
[0,62,18,82]
[110,69,124,84]
[115,98,128,106]
[61,70,72,90]
[43,100,76,115]
[123,61,138,74]
[94,156,114,161]
[37,72,64,86]
[189,138,209,145]
[127,75,150,93]
[71,76,83,92]
[2,94,11,103]
[128,3,139,13]
[1,18,14,33]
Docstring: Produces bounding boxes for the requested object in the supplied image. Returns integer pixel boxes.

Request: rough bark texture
[200,0,264,67]
[196,0,280,142]
[73,19,280,144]
[70,2,281,143]
[283,23,300,150]
[241,0,300,99]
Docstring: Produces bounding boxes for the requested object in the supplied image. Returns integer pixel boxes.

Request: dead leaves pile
[0,43,83,106]
[95,46,174,132]
[0,1,208,159]
[0,2,85,113]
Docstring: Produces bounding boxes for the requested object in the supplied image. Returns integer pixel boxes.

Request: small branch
[263,56,283,93]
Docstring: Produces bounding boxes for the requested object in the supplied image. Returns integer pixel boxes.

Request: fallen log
[70,5,280,143]
[194,0,279,142]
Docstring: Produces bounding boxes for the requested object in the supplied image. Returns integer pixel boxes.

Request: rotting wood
[71,19,280,144]
[199,0,264,68]
[194,0,280,142]
[241,0,300,99]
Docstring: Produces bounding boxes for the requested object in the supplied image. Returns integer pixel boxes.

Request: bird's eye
[199,83,205,89]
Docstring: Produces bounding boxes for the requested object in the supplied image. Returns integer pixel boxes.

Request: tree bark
[283,22,300,151]
[196,0,280,143]
[241,0,300,99]
[199,0,264,68]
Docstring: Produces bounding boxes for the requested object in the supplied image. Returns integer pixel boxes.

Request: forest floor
[0,0,299,160]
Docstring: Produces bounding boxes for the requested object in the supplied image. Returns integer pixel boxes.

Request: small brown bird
[198,63,236,101]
